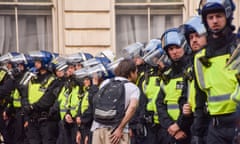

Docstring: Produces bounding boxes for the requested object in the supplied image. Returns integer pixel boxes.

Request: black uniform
[192,26,239,144]
[79,84,99,144]
[156,55,193,144]
[22,71,59,144]
[129,64,148,144]
[0,68,16,144]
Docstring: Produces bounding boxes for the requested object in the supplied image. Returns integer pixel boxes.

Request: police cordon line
[0,41,168,144]
[1,0,240,144]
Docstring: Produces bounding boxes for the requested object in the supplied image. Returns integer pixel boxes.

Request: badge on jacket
[176,81,184,89]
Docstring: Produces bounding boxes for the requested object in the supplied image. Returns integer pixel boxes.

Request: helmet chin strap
[210,28,224,36]
[209,25,229,37]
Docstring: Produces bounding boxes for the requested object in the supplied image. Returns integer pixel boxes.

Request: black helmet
[201,0,235,31]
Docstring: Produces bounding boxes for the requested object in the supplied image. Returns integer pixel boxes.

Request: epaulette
[161,68,171,85]
[183,67,193,81]
[199,56,211,67]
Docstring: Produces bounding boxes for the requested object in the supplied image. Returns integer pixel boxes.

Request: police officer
[156,28,193,144]
[119,42,149,144]
[64,52,93,71]
[180,15,207,55]
[138,41,170,144]
[21,50,56,144]
[0,52,21,112]
[56,60,84,144]
[75,75,101,144]
[192,0,240,144]
[0,52,24,144]
[25,56,68,144]
[179,15,209,144]
[6,53,34,144]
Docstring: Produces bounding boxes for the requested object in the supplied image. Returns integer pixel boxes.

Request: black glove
[23,104,34,115]
[191,136,204,144]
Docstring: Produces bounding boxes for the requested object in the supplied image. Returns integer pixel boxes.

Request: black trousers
[207,113,237,144]
[13,109,26,144]
[143,124,169,144]
[57,120,77,144]
[26,119,58,144]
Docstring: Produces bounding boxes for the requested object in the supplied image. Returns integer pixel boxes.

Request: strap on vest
[199,56,211,67]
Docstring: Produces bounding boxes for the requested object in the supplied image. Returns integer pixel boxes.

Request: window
[115,0,183,56]
[0,0,53,54]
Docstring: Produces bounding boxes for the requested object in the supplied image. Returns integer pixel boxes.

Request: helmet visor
[162,31,183,50]
[206,0,224,4]
[28,51,45,59]
[51,56,68,71]
[81,58,100,68]
[10,53,27,64]
[143,47,164,67]
[87,63,108,77]
[143,39,161,56]
[185,16,206,36]
[65,52,86,64]
[0,53,13,64]
[107,57,124,73]
[121,42,144,58]
[74,68,88,79]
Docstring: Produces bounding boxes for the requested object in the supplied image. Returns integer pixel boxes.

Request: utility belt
[147,123,161,130]
[211,112,237,128]
[131,123,148,138]
[30,111,49,123]
[144,111,159,127]
[144,111,154,125]
[15,108,24,116]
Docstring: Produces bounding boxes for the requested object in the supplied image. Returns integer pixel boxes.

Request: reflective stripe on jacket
[194,49,237,115]
[143,76,161,124]
[162,77,183,121]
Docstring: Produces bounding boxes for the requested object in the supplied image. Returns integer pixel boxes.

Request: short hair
[114,58,137,78]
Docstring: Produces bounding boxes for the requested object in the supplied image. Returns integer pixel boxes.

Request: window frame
[0,0,54,52]
[114,1,184,56]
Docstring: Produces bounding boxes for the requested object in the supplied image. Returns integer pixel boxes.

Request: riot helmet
[96,49,115,62]
[81,56,111,69]
[10,53,34,70]
[143,42,164,67]
[74,62,111,81]
[121,42,144,58]
[28,50,54,70]
[0,52,20,66]
[161,28,190,55]
[65,52,93,66]
[107,57,124,75]
[142,39,162,56]
[161,28,191,62]
[201,0,235,32]
[181,15,207,39]
[50,56,69,72]
[180,15,207,51]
